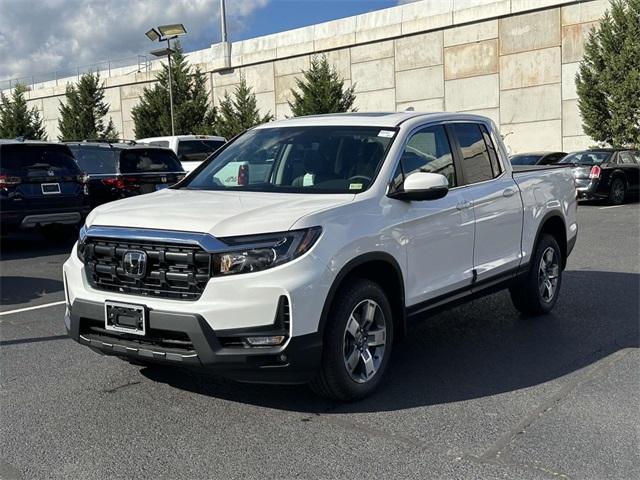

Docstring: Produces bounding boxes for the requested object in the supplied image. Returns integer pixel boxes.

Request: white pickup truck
[64,112,578,401]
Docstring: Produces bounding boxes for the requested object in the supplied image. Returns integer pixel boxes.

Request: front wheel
[310,279,393,401]
[510,234,563,315]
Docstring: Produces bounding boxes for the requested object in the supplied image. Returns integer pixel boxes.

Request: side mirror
[388,172,449,201]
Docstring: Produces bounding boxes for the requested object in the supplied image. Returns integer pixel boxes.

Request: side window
[618,151,635,165]
[479,125,502,175]
[451,123,495,184]
[632,151,640,165]
[400,125,457,187]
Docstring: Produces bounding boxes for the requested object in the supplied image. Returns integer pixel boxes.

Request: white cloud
[0,0,269,81]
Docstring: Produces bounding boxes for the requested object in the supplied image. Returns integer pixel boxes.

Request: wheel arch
[318,252,407,341]
[534,212,568,269]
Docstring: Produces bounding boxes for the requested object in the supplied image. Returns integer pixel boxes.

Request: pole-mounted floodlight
[158,24,187,38]
[145,24,187,136]
[145,28,160,42]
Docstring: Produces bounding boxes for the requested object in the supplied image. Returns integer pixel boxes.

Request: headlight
[215,227,322,276]
[76,225,87,262]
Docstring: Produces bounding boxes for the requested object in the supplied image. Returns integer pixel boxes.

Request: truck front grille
[83,238,211,300]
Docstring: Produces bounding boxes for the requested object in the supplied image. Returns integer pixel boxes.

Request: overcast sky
[0,0,431,81]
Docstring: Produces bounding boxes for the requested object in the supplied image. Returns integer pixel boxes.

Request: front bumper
[65,299,322,384]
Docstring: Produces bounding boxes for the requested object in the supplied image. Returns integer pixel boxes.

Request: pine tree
[576,0,640,147]
[215,76,273,139]
[288,55,356,117]
[0,84,47,140]
[132,43,217,138]
[58,72,118,141]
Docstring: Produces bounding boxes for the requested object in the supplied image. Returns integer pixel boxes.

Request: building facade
[6,0,611,153]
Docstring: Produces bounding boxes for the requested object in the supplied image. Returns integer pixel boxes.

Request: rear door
[0,144,84,211]
[119,148,185,194]
[617,151,640,192]
[449,122,523,281]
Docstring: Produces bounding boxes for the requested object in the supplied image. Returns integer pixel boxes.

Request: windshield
[120,149,183,173]
[182,126,395,194]
[560,151,612,165]
[68,146,118,174]
[177,139,226,162]
[510,154,542,165]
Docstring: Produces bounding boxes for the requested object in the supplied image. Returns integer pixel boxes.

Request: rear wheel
[510,234,563,315]
[310,279,393,401]
[608,178,626,205]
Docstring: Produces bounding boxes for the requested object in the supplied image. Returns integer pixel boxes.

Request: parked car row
[510,148,640,205]
[0,135,226,239]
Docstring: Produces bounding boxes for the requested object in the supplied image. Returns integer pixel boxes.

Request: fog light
[244,335,286,347]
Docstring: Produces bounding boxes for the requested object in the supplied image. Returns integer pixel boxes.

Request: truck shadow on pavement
[0,276,64,306]
[0,231,75,262]
[142,269,639,413]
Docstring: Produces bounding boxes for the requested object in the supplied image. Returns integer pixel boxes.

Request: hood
[86,188,354,237]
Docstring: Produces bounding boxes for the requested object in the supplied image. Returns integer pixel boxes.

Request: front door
[394,124,475,306]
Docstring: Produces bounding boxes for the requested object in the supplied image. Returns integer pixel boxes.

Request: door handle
[503,187,517,197]
[456,200,473,210]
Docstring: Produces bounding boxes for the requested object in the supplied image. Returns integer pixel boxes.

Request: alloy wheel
[342,299,387,384]
[538,246,559,303]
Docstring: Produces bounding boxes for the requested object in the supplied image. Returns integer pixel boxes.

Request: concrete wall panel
[500,47,561,90]
[501,84,562,124]
[255,91,276,117]
[242,63,275,94]
[354,88,396,111]
[324,48,352,80]
[500,8,561,55]
[275,74,300,104]
[443,19,497,47]
[562,99,584,137]
[314,17,356,51]
[355,8,402,43]
[351,58,395,93]
[562,0,610,25]
[351,40,394,64]
[445,74,499,111]
[454,0,510,24]
[41,96,62,121]
[562,22,598,64]
[395,31,443,71]
[274,56,309,77]
[502,120,562,153]
[444,39,498,80]
[563,135,593,152]
[561,62,580,100]
[396,65,444,103]
[396,97,445,112]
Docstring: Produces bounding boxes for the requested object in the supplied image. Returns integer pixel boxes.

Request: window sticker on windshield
[378,130,395,138]
[349,183,363,190]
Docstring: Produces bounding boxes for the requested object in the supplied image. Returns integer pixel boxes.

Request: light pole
[145,24,187,136]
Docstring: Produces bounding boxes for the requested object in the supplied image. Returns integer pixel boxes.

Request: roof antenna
[405,106,415,112]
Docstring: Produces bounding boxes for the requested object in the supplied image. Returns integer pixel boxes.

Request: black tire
[608,178,626,205]
[310,278,394,401]
[509,234,563,316]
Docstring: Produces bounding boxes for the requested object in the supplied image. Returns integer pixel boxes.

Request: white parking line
[599,205,625,210]
[0,300,66,317]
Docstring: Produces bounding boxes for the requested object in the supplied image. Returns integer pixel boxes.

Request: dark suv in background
[560,148,640,204]
[0,140,90,240]
[66,142,185,208]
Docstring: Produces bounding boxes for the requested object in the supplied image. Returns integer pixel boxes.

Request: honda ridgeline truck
[64,113,578,401]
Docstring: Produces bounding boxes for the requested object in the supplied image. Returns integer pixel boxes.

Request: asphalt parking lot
[1,201,638,480]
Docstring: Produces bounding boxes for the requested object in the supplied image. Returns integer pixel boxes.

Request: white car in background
[137,135,226,173]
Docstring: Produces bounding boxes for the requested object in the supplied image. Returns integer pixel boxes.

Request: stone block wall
[11,0,611,153]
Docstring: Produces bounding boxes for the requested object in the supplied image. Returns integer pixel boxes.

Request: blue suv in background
[0,140,90,241]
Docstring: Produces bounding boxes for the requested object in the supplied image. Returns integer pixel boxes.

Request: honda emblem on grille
[123,250,147,278]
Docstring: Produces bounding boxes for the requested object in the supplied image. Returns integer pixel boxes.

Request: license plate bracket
[41,183,61,194]
[105,301,146,336]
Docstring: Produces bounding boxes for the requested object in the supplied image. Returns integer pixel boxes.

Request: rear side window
[400,125,457,187]
[119,149,183,173]
[451,123,495,184]
[617,151,636,165]
[479,125,502,176]
[147,141,170,147]
[177,140,226,162]
[0,144,80,176]
[68,146,118,174]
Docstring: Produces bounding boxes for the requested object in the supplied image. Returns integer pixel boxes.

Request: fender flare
[530,210,568,268]
[317,252,407,338]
